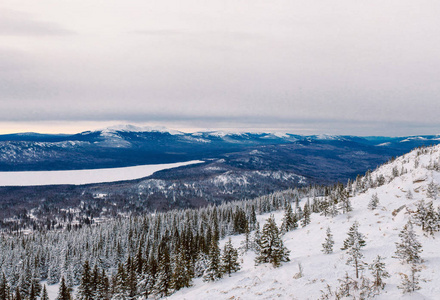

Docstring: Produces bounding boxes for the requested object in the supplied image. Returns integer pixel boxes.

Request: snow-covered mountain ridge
[169,145,440,300]
[1,124,440,173]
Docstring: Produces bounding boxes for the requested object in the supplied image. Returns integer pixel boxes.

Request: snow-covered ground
[169,146,440,300]
[0,160,203,186]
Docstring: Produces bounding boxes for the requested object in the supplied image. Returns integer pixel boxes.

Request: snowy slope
[169,146,440,300]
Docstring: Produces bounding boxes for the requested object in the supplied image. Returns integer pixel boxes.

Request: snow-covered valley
[0,160,203,186]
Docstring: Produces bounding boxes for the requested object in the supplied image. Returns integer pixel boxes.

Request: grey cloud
[1,0,440,136]
[1,108,438,134]
[133,29,260,41]
[0,9,74,36]
[0,48,33,72]
[133,30,183,36]
[1,97,439,136]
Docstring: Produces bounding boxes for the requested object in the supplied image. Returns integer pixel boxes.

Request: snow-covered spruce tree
[133,243,143,277]
[29,282,37,300]
[56,276,71,300]
[233,207,249,234]
[406,189,414,200]
[394,220,423,265]
[354,174,363,194]
[221,238,240,277]
[415,201,439,236]
[31,270,42,297]
[280,203,297,233]
[90,265,99,296]
[329,197,339,218]
[425,202,439,236]
[295,203,303,220]
[194,252,208,278]
[376,174,386,187]
[341,221,366,251]
[338,191,352,214]
[61,252,75,289]
[311,196,321,213]
[203,238,223,282]
[96,269,110,300]
[0,272,10,300]
[321,227,334,254]
[249,204,257,230]
[112,263,128,300]
[76,260,93,300]
[319,197,330,217]
[255,215,290,268]
[47,258,61,285]
[18,262,33,299]
[426,181,437,200]
[14,287,22,300]
[369,255,390,292]
[346,237,366,279]
[415,200,428,231]
[368,193,379,210]
[125,256,137,300]
[341,221,366,278]
[154,242,172,297]
[240,225,251,252]
[251,222,261,252]
[392,166,399,178]
[138,254,157,299]
[301,200,311,227]
[398,263,421,294]
[171,245,192,291]
[41,285,49,300]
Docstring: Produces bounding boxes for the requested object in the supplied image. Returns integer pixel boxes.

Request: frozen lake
[0,160,203,186]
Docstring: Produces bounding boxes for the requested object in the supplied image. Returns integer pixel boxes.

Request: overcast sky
[1,0,440,136]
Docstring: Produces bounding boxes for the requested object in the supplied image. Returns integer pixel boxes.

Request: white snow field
[170,146,440,300]
[0,160,203,186]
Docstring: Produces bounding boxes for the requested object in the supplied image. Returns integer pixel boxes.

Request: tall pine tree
[301,201,311,227]
[394,220,423,265]
[341,221,366,278]
[255,215,290,268]
[221,238,240,276]
[321,227,334,254]
[280,203,297,233]
[112,263,128,300]
[76,260,93,300]
[203,238,222,282]
[171,245,192,290]
[369,255,390,292]
[0,273,10,300]
[368,193,380,210]
[154,242,172,297]
[41,285,49,300]
[56,277,71,300]
[96,269,110,300]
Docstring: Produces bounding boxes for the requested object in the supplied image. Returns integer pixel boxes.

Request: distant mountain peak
[198,130,247,137]
[99,124,184,135]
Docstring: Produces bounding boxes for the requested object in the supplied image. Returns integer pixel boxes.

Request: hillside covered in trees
[0,145,439,299]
